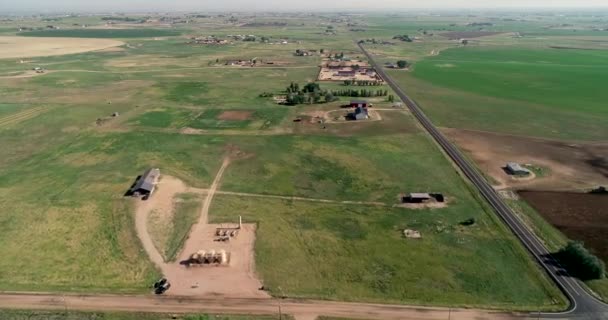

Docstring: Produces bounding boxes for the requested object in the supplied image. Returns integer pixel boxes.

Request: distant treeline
[330,89,388,98]
[102,16,147,22]
[343,80,383,86]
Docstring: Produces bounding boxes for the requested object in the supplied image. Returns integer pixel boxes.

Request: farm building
[505,162,531,176]
[336,70,356,77]
[353,106,369,120]
[402,192,445,203]
[350,100,369,108]
[129,168,160,198]
[403,193,431,203]
[295,49,315,56]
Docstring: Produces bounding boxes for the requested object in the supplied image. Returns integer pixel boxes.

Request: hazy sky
[2,0,608,12]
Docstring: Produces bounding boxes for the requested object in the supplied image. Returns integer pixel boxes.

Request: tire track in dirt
[209,190,389,207]
[178,157,231,259]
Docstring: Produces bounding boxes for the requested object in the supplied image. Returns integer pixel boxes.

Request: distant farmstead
[129,168,160,198]
[505,162,531,176]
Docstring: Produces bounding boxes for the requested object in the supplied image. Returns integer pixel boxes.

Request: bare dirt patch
[441,32,504,40]
[0,36,123,59]
[134,161,267,298]
[444,128,608,190]
[519,191,608,262]
[217,110,253,121]
[293,108,416,137]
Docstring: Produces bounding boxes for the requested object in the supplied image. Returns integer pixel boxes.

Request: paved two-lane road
[358,42,608,319]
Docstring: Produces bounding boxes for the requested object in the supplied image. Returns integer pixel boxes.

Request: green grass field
[165,193,202,261]
[210,195,563,309]
[389,46,608,140]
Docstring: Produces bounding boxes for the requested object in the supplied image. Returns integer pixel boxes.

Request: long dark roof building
[130,168,160,196]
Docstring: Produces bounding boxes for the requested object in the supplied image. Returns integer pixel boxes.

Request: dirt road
[0,292,530,320]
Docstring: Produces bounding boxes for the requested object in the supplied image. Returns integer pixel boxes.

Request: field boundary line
[189,188,391,207]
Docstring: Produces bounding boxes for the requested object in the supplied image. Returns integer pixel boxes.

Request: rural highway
[358,42,608,320]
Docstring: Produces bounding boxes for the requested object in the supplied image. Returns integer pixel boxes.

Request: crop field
[0,12,585,309]
[18,28,183,38]
[388,47,608,141]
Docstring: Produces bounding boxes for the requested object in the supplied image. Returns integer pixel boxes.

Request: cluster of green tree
[343,80,383,86]
[243,35,257,42]
[556,241,606,280]
[397,60,408,68]
[329,52,345,60]
[393,34,413,42]
[330,89,388,98]
[284,82,337,105]
[259,92,274,98]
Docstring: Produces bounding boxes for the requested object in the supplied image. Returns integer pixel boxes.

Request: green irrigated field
[390,46,608,140]
[18,28,182,38]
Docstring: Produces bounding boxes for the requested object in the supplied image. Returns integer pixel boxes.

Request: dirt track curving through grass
[179,157,231,258]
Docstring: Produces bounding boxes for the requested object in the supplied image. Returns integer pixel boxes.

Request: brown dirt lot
[0,36,123,59]
[444,128,608,190]
[217,110,253,121]
[519,191,608,262]
[440,32,505,40]
[292,108,417,137]
[134,160,267,298]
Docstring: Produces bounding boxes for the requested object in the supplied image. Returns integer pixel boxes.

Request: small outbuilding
[129,168,160,198]
[403,193,431,203]
[336,70,356,77]
[350,100,369,108]
[505,162,531,176]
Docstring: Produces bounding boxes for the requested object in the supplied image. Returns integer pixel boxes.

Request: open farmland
[363,14,608,303]
[390,47,608,141]
[18,28,182,38]
[0,36,123,59]
[0,12,579,312]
